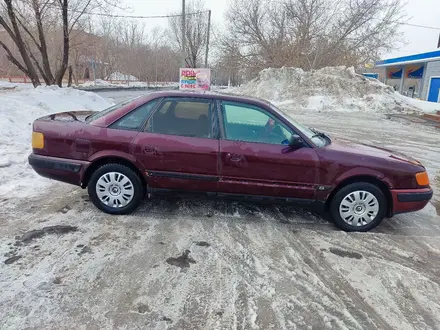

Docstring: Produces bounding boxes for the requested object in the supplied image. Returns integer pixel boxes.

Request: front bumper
[28,153,89,186]
[391,188,433,215]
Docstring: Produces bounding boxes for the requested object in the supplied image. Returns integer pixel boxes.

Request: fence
[0,76,33,83]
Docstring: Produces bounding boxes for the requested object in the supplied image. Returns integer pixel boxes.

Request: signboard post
[179,68,211,91]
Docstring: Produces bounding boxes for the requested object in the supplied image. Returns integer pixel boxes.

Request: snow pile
[79,79,120,87]
[78,80,179,89]
[230,66,440,113]
[108,72,139,81]
[0,86,112,199]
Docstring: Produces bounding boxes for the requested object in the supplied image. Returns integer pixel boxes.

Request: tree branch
[0,16,16,41]
[68,0,93,35]
[0,40,29,76]
[15,14,42,50]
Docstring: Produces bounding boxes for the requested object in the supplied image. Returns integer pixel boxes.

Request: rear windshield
[85,97,139,123]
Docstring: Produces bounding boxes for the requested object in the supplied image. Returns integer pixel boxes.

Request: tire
[329,182,387,232]
[88,163,144,215]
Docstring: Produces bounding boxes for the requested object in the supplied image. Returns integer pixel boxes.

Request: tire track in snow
[288,232,394,330]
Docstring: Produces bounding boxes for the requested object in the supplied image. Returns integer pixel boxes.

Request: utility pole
[92,57,96,85]
[204,10,211,68]
[155,56,158,84]
[181,0,186,68]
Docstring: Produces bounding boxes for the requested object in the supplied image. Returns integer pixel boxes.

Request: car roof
[91,90,278,128]
[138,90,275,108]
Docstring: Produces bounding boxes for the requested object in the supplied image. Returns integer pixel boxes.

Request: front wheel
[329,182,387,232]
[88,163,144,215]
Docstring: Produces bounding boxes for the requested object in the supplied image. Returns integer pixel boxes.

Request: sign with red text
[179,68,211,91]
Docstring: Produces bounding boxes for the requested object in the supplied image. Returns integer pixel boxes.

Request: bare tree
[0,0,41,86]
[91,17,180,83]
[0,0,117,86]
[168,0,209,68]
[219,0,405,77]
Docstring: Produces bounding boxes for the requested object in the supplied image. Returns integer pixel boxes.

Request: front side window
[221,102,291,144]
[110,99,158,130]
[147,98,212,138]
[272,105,327,147]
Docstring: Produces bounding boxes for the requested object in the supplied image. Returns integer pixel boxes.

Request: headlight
[415,171,429,186]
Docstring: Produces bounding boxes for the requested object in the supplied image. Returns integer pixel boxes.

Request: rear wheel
[88,163,144,214]
[330,182,387,232]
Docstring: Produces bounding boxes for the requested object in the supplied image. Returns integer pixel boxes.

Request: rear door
[218,101,319,200]
[132,97,220,192]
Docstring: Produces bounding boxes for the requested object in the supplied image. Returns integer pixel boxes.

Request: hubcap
[339,190,379,227]
[96,172,134,208]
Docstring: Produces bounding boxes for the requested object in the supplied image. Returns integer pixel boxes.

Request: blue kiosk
[375,50,440,102]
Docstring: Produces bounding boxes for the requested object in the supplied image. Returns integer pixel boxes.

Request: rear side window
[147,98,213,138]
[174,101,210,119]
[86,97,139,123]
[110,99,158,130]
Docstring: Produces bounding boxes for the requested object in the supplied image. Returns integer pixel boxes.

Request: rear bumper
[28,153,89,186]
[391,188,433,215]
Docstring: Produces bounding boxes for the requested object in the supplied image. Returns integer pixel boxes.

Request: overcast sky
[122,0,440,60]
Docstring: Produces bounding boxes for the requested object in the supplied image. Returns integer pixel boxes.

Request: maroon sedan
[29,91,432,231]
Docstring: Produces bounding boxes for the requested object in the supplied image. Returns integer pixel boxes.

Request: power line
[47,2,440,30]
[76,9,210,19]
[400,23,440,31]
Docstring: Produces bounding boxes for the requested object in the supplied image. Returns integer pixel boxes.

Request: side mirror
[288,134,304,147]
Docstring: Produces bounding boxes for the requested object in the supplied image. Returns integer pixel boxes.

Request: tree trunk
[73,64,79,86]
[31,0,55,84]
[1,0,41,86]
[67,65,73,87]
[55,0,69,87]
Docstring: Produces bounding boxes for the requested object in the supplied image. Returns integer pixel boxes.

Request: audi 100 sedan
[28,91,433,231]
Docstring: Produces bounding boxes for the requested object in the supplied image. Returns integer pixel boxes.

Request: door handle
[226,153,243,163]
[143,145,157,155]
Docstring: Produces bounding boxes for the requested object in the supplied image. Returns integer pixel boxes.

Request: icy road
[1,105,440,329]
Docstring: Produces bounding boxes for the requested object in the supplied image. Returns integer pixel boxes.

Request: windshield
[85,97,140,123]
[270,104,328,147]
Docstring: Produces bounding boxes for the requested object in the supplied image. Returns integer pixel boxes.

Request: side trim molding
[148,171,219,182]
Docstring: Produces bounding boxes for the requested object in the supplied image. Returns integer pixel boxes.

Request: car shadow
[134,196,336,230]
[132,196,440,236]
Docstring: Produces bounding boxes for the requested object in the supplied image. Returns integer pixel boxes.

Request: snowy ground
[1,87,440,329]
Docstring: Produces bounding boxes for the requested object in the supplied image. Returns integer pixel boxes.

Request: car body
[28,91,433,231]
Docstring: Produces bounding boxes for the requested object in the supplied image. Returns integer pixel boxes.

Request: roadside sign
[179,68,211,91]
[406,64,424,79]
[362,73,379,79]
[387,67,403,79]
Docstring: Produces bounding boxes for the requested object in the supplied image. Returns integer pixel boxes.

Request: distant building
[375,50,440,102]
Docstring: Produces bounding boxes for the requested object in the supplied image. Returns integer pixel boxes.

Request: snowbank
[78,80,178,89]
[229,66,440,113]
[0,86,112,199]
[108,72,139,81]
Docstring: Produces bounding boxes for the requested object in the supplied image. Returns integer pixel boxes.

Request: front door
[133,97,219,192]
[218,101,319,200]
[428,78,440,103]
